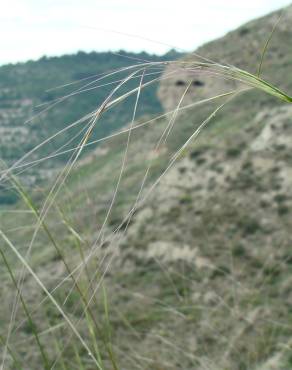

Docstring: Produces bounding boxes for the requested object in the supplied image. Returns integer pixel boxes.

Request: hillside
[1,4,292,370]
[0,49,182,204]
[158,5,292,111]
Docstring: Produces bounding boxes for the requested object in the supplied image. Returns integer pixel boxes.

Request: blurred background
[1,2,292,370]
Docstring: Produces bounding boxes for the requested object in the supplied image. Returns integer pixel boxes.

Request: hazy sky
[1,0,291,65]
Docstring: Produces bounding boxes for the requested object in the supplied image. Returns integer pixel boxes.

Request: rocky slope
[114,103,292,370]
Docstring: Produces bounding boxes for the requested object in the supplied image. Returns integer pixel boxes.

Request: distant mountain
[0,49,182,203]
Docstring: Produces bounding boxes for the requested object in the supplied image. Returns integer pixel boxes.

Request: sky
[1,0,291,65]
